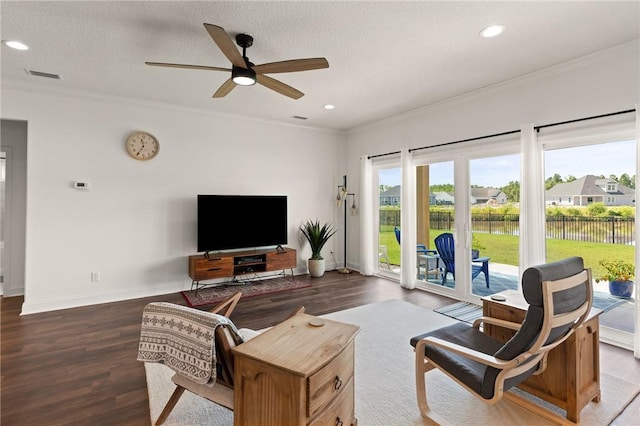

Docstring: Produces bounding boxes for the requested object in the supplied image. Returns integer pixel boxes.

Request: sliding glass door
[375,164,401,277]
[469,154,521,298]
[415,161,457,289]
[544,139,636,348]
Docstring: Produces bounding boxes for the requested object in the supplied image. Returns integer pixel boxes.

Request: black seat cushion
[411,322,503,397]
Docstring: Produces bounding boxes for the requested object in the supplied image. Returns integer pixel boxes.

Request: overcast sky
[379,139,636,188]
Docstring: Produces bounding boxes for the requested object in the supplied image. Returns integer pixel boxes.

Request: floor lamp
[336,175,357,274]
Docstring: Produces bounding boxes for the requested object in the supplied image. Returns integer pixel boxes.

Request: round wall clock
[126,131,159,161]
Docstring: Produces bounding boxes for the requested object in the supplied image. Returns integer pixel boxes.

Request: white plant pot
[308,258,326,277]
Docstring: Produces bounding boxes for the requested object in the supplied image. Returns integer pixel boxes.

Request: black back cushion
[481,256,586,398]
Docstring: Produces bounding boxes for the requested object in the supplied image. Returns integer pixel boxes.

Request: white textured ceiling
[1,1,639,131]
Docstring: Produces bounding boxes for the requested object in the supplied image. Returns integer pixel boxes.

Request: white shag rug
[145,299,639,425]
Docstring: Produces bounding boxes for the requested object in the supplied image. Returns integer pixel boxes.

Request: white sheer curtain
[635,106,639,358]
[400,148,417,289]
[519,124,546,272]
[359,155,375,276]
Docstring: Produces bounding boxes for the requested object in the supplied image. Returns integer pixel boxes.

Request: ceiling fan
[146,23,329,100]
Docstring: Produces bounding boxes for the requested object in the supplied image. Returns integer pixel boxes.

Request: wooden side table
[232,313,360,426]
[482,290,602,423]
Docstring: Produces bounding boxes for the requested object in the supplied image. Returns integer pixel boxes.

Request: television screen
[197,195,288,252]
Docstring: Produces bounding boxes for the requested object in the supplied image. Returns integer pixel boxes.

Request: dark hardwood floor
[2,271,638,425]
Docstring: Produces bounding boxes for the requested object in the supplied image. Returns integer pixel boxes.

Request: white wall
[1,84,346,313]
[345,41,639,271]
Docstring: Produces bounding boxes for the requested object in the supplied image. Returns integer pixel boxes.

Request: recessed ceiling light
[3,40,29,50]
[479,25,505,38]
[323,104,335,110]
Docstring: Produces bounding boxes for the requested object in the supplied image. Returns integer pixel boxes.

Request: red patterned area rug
[181,276,311,307]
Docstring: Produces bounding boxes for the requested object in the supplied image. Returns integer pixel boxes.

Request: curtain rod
[535,108,636,132]
[409,129,521,153]
[367,150,401,159]
[366,108,636,159]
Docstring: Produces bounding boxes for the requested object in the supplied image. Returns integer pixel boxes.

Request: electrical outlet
[91,271,100,282]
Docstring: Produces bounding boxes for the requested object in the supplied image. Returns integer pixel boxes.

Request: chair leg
[414,343,444,424]
[483,262,490,288]
[155,385,186,426]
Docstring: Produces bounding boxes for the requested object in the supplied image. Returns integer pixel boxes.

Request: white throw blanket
[137,302,244,386]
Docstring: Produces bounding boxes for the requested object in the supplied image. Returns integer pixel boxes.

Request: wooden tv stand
[188,247,296,290]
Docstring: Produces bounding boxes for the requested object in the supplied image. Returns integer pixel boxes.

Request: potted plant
[471,233,485,259]
[595,259,635,298]
[300,219,336,277]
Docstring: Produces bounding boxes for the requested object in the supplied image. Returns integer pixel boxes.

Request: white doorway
[1,150,6,294]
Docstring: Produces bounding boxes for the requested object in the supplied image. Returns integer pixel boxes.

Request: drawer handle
[334,375,343,390]
[207,268,222,272]
[335,418,343,426]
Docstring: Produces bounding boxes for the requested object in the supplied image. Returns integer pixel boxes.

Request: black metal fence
[380,210,635,245]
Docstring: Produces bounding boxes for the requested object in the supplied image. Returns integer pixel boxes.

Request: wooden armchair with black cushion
[410,257,592,423]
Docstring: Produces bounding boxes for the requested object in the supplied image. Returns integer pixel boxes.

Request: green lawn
[379,230,634,278]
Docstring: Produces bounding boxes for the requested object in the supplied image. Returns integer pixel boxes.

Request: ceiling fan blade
[213,79,237,98]
[256,75,304,99]
[203,23,246,69]
[252,58,329,74]
[145,62,230,72]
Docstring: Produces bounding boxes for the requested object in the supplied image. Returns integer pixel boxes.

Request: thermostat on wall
[73,181,90,190]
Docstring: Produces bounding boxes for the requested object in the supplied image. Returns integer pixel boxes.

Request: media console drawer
[266,249,297,271]
[189,257,233,280]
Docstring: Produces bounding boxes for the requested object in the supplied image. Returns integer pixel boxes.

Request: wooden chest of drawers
[232,313,360,426]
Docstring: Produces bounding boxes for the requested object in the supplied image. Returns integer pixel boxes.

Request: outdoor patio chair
[434,232,490,287]
[410,256,593,422]
[394,226,438,258]
[379,245,391,269]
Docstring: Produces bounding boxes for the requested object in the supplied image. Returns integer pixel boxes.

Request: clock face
[126,131,159,160]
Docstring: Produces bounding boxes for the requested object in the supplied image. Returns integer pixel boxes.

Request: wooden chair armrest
[416,336,519,369]
[472,316,522,331]
[288,306,305,318]
[209,292,242,317]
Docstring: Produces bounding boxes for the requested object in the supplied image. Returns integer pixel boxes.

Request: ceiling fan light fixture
[232,66,256,86]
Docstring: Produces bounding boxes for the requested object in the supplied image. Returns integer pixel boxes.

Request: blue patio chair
[434,233,490,287]
[395,227,440,278]
[394,226,436,256]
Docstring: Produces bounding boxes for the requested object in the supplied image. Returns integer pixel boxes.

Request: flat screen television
[197,195,288,253]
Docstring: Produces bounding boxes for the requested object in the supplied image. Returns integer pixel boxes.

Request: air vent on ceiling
[24,69,63,80]
[290,115,308,121]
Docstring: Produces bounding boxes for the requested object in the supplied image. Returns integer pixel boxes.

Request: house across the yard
[545,175,635,206]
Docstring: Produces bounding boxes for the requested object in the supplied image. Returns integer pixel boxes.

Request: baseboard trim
[20,268,306,315]
[20,281,189,315]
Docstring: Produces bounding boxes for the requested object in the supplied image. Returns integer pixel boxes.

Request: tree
[501,180,520,203]
[618,173,635,189]
[545,173,563,190]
